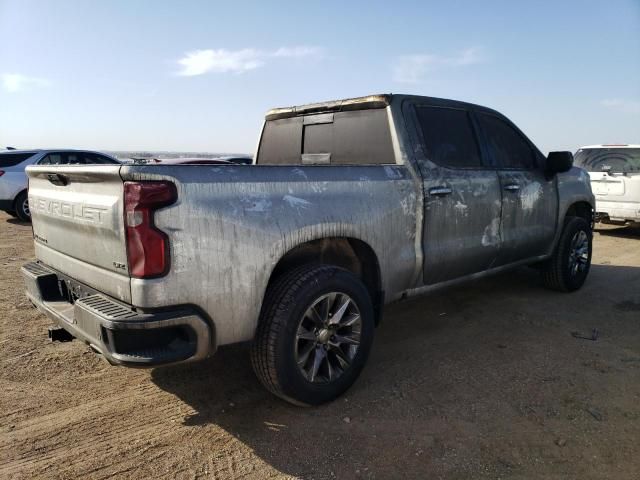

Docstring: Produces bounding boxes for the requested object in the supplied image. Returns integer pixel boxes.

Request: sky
[0,0,639,155]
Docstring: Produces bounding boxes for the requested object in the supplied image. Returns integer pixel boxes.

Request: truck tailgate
[26,165,131,303]
[589,172,625,196]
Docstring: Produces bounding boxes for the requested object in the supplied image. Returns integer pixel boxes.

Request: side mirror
[546,151,573,174]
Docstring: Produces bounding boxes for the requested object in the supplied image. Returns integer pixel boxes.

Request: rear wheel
[14,191,30,222]
[541,216,592,292]
[251,264,374,406]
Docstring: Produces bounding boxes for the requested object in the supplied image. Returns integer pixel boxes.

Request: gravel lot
[1,211,639,479]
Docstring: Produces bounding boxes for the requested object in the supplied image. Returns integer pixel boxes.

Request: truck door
[474,112,558,265]
[407,103,503,285]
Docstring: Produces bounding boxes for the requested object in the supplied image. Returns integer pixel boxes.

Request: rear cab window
[574,147,640,173]
[257,109,395,165]
[0,152,37,167]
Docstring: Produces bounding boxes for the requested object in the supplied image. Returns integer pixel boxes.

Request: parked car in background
[152,158,233,165]
[223,155,253,165]
[131,156,253,165]
[574,145,640,226]
[0,149,120,221]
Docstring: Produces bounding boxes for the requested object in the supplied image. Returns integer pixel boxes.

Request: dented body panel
[24,93,594,363]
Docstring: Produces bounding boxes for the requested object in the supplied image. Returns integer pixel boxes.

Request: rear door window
[477,113,535,169]
[66,153,82,164]
[39,153,66,165]
[414,106,482,168]
[0,153,36,167]
[86,153,119,164]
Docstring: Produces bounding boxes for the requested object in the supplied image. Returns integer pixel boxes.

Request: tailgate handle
[47,173,69,186]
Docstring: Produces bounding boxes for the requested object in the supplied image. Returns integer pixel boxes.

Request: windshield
[574,147,640,173]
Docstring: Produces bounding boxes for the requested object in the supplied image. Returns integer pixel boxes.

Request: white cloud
[271,46,322,58]
[392,47,485,84]
[451,47,485,66]
[177,49,264,76]
[176,46,322,76]
[1,73,50,93]
[600,98,640,114]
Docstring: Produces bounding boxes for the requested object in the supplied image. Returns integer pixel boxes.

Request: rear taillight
[124,181,177,278]
[0,170,5,177]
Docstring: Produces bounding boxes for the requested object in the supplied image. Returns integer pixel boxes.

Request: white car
[0,149,120,221]
[574,144,640,226]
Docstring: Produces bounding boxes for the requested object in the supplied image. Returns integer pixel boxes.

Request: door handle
[503,184,520,192]
[429,186,453,197]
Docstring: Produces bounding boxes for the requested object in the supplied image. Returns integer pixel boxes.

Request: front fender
[548,167,595,253]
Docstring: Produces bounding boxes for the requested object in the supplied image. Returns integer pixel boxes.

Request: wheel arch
[266,237,385,325]
[13,188,28,208]
[12,189,30,219]
[564,200,594,227]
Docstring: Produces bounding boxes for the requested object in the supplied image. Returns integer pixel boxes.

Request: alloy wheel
[294,292,362,383]
[568,230,589,276]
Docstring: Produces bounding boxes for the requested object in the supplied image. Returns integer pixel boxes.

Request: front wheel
[251,264,375,406]
[541,216,592,292]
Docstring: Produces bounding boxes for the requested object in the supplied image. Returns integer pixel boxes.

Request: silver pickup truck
[22,94,595,405]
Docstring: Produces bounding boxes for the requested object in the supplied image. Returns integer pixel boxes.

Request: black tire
[14,191,30,222]
[541,216,592,292]
[251,264,375,406]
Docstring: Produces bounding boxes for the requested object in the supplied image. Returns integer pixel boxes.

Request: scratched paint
[245,197,272,213]
[481,217,501,247]
[454,201,469,215]
[283,194,311,210]
[520,182,543,210]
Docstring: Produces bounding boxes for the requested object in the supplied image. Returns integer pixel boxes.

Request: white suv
[0,149,120,221]
[575,145,640,226]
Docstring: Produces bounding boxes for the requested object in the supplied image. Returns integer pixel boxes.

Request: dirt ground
[1,211,639,480]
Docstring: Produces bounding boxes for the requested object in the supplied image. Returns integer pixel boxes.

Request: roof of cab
[265,94,391,120]
[264,93,498,120]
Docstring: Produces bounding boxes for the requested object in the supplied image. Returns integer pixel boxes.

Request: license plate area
[57,277,94,304]
[592,178,625,196]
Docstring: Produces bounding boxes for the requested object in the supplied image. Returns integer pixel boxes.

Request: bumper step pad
[22,261,211,366]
